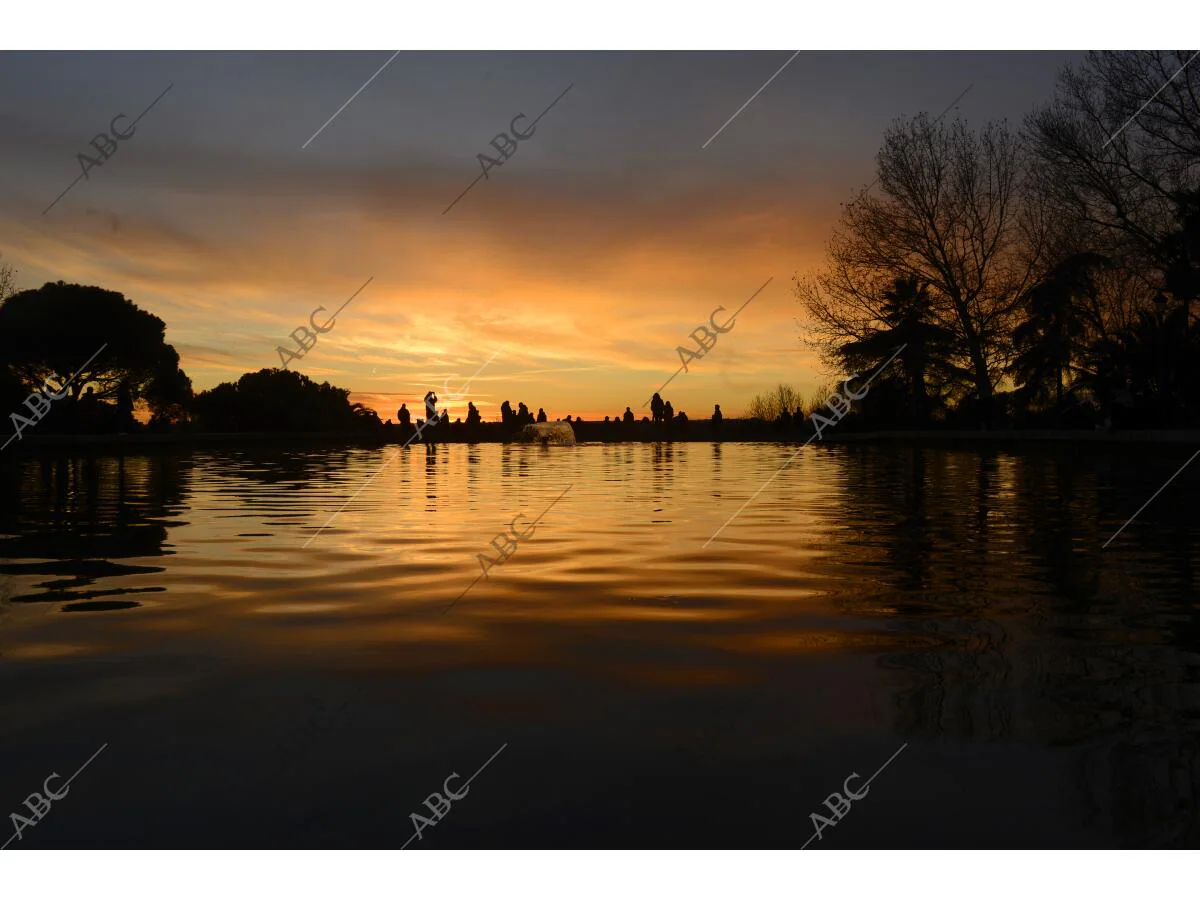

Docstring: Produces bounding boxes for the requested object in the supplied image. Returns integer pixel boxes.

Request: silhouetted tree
[798,113,1038,423]
[1010,253,1109,414]
[0,257,17,302]
[1026,51,1200,287]
[191,368,377,433]
[748,383,803,421]
[1026,53,1200,425]
[1083,305,1200,426]
[0,258,24,421]
[0,281,192,423]
[837,276,956,423]
[350,402,382,428]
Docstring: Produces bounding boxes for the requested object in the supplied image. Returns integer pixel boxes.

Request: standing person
[537,407,547,423]
[500,400,514,429]
[423,391,447,441]
[397,403,411,433]
[663,400,674,423]
[80,386,100,433]
[650,393,664,424]
[623,406,635,425]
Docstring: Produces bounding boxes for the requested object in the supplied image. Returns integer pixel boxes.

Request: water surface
[2,441,1199,848]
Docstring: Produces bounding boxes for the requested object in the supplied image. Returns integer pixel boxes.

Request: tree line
[0,278,379,436]
[795,51,1200,430]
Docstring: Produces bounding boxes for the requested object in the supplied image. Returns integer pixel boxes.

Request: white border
[1,850,1191,898]
[1,1,1184,49]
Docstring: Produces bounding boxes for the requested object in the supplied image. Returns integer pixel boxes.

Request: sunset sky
[0,51,1080,421]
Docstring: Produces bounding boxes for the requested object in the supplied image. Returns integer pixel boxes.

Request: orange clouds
[4,135,843,421]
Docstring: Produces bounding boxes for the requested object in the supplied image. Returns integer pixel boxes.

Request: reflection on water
[1,442,1198,848]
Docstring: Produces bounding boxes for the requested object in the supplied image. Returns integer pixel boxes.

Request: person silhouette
[712,403,722,435]
[518,402,532,425]
[663,400,674,422]
[623,406,635,424]
[537,407,547,423]
[80,385,100,433]
[650,393,664,424]
[398,403,411,429]
[500,400,514,429]
[422,392,448,442]
[466,402,481,427]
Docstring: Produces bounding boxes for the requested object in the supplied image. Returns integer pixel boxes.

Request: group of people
[389,391,454,442]
[388,389,773,446]
[647,393,719,428]
[500,400,542,428]
[393,396,548,436]
[391,393,734,432]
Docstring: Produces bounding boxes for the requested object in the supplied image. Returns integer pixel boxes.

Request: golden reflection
[738,630,933,654]
[2,643,92,660]
[253,604,355,615]
[4,443,1200,846]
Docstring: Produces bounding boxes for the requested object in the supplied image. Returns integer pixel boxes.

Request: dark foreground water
[1,441,1199,849]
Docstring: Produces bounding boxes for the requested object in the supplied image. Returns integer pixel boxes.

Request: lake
[1,441,1198,848]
